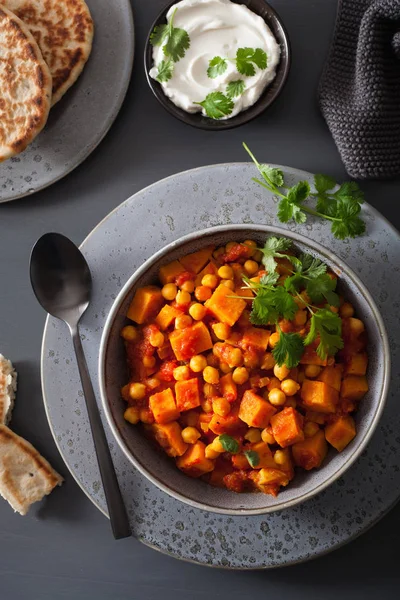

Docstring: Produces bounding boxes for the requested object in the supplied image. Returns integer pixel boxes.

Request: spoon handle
[71,326,131,539]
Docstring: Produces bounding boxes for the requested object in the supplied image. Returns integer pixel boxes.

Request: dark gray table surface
[1,0,399,598]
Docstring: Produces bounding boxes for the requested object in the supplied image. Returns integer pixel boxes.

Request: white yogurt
[149,0,281,119]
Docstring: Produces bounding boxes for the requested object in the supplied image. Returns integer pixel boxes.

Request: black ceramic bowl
[144,0,291,130]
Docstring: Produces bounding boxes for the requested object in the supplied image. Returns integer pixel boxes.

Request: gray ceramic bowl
[99,225,390,516]
[144,0,291,130]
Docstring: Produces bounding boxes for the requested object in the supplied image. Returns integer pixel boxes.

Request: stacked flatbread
[0,0,94,162]
[0,355,63,515]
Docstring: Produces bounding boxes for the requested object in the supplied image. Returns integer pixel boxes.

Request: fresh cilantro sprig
[207,56,228,78]
[194,92,234,119]
[243,143,366,240]
[226,80,245,99]
[305,308,343,359]
[272,329,305,369]
[150,8,190,82]
[244,450,260,467]
[219,434,239,454]
[236,47,267,76]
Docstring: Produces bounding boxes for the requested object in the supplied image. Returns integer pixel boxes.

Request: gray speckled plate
[41,164,400,569]
[0,0,134,203]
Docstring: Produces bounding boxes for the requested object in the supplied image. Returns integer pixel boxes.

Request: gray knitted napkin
[319,0,400,179]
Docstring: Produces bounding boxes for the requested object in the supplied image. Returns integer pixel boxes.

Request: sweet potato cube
[345,353,368,376]
[235,286,254,299]
[250,441,276,468]
[300,346,328,366]
[151,422,188,457]
[341,376,369,400]
[257,468,290,487]
[149,388,179,424]
[232,453,252,470]
[155,304,180,330]
[305,411,327,425]
[159,260,186,285]
[205,284,246,326]
[318,365,343,392]
[325,415,356,452]
[170,321,213,361]
[270,407,304,448]
[175,378,201,412]
[242,327,271,351]
[209,408,246,436]
[176,441,214,477]
[179,246,215,274]
[194,260,218,286]
[238,390,277,429]
[220,372,237,402]
[292,430,328,470]
[127,286,163,324]
[301,380,339,413]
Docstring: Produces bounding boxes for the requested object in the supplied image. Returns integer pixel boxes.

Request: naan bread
[5,0,94,105]
[0,425,63,515]
[0,355,17,425]
[0,5,52,162]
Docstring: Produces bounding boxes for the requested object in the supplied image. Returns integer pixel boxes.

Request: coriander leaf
[260,272,280,286]
[150,24,169,46]
[304,308,343,359]
[163,27,190,61]
[293,206,307,224]
[272,286,298,320]
[330,201,366,240]
[284,272,304,294]
[207,56,228,78]
[195,92,234,119]
[260,165,284,187]
[334,181,364,204]
[250,289,279,325]
[156,59,174,83]
[244,450,260,467]
[314,174,336,194]
[296,253,327,279]
[277,198,294,222]
[306,273,339,306]
[316,194,336,215]
[287,181,311,205]
[226,79,246,98]
[219,434,239,454]
[272,332,304,368]
[236,47,267,76]
[259,236,293,272]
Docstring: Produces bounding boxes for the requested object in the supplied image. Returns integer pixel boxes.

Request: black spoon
[30,233,131,539]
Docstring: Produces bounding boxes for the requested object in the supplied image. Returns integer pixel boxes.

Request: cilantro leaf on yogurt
[236,47,267,76]
[194,92,234,119]
[226,79,246,98]
[155,59,174,83]
[207,56,228,78]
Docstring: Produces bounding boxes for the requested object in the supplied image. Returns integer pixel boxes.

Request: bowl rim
[143,0,292,131]
[99,224,391,516]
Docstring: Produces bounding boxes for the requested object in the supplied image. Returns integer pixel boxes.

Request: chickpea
[203,383,216,398]
[201,398,213,413]
[304,365,321,378]
[139,408,154,424]
[203,366,220,384]
[349,318,365,336]
[182,427,201,444]
[129,382,146,401]
[146,377,160,390]
[274,450,286,465]
[340,302,355,318]
[213,322,231,340]
[143,355,156,369]
[213,397,231,417]
[268,388,287,406]
[273,364,291,381]
[181,280,195,293]
[281,379,300,396]
[261,352,276,370]
[244,428,262,443]
[175,314,193,329]
[201,274,219,289]
[232,367,249,385]
[176,290,191,306]
[210,437,224,453]
[225,241,236,252]
[252,249,263,262]
[244,260,259,276]
[195,285,212,302]
[189,354,207,372]
[149,331,164,348]
[269,332,280,348]
[205,446,220,459]
[244,352,259,369]
[261,428,276,445]
[243,240,257,255]
[161,283,177,301]
[220,362,232,374]
[124,407,140,424]
[121,325,139,342]
[227,347,243,368]
[173,365,191,381]
[293,310,307,327]
[266,377,281,392]
[304,422,320,438]
[221,279,235,290]
[218,265,234,279]
[121,384,130,401]
[189,303,207,320]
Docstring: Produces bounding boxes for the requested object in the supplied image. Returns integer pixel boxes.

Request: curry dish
[120,238,369,496]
